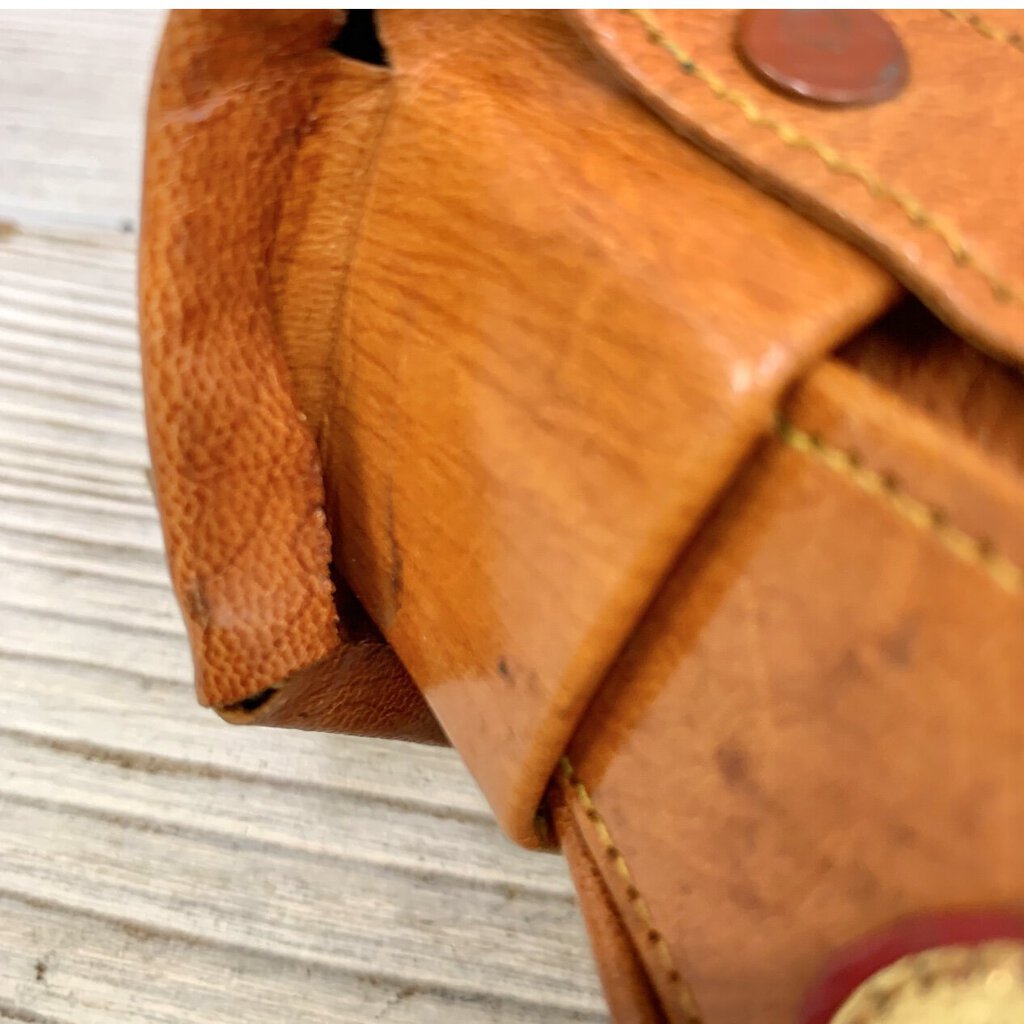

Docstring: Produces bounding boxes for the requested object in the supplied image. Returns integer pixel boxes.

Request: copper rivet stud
[736,10,908,106]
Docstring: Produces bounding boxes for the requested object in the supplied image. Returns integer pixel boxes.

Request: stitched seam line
[628,9,1022,307]
[943,10,1024,53]
[776,419,1024,595]
[558,757,703,1024]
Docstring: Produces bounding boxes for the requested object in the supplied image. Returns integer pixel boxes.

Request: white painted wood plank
[0,729,563,895]
[0,653,490,818]
[0,796,601,1017]
[0,12,165,230]
[0,13,607,1022]
[0,894,595,1024]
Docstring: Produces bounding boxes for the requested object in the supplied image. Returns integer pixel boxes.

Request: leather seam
[558,757,703,1024]
[318,83,397,459]
[629,8,1022,307]
[557,792,668,1022]
[776,418,1024,595]
[942,10,1024,53]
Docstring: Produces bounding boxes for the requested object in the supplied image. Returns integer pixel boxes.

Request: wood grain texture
[0,13,605,1023]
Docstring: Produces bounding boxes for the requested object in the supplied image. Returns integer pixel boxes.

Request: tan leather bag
[140,11,1024,1023]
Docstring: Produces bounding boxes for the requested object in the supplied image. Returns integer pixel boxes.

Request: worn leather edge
[218,636,447,744]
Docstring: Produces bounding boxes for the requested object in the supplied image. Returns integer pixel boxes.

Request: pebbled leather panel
[140,12,440,739]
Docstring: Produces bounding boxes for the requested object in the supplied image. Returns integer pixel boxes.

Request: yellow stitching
[628,9,1022,307]
[943,10,1024,53]
[776,419,1024,595]
[558,757,704,1024]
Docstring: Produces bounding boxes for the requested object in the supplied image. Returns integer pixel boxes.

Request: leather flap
[140,12,344,710]
[570,10,1024,366]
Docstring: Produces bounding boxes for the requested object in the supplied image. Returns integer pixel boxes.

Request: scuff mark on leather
[497,656,513,686]
[163,85,243,126]
[184,578,210,628]
[714,740,751,789]
[714,739,784,814]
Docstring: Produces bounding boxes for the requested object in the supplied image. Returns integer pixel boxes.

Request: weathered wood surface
[0,13,605,1023]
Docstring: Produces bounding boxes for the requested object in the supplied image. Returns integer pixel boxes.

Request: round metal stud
[799,911,1024,1024]
[830,941,1024,1024]
[736,10,909,106]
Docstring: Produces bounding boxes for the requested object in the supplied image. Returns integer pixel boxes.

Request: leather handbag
[139,10,1024,1023]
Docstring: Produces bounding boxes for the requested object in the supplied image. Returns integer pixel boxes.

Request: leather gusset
[141,11,343,710]
[840,300,1024,481]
